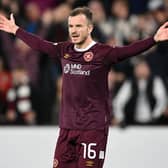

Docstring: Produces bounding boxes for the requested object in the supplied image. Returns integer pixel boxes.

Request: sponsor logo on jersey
[64,64,71,74]
[83,52,93,62]
[64,53,71,59]
[63,64,90,76]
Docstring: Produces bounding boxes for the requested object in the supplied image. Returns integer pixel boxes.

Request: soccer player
[0,6,168,168]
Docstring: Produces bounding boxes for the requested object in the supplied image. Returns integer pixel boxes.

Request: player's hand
[0,13,19,34]
[154,22,168,42]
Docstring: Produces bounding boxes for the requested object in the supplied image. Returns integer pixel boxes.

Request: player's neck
[75,36,94,49]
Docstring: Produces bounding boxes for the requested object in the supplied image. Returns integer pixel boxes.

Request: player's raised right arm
[0,13,56,56]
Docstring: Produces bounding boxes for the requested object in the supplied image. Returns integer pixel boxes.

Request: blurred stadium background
[1,0,168,167]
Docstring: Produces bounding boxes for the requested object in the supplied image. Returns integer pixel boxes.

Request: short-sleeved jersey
[16,28,156,130]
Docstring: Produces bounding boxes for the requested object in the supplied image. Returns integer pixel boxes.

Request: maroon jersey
[16,28,156,130]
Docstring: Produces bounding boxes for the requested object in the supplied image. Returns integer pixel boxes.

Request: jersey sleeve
[16,28,62,59]
[106,37,156,64]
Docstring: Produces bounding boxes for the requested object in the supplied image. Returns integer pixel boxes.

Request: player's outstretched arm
[110,22,168,63]
[0,13,57,56]
[0,13,19,34]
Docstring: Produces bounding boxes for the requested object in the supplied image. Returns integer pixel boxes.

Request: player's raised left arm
[111,22,168,63]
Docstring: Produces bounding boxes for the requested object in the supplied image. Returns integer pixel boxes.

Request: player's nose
[71,26,78,33]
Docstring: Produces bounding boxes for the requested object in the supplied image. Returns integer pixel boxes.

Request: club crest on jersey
[83,52,93,62]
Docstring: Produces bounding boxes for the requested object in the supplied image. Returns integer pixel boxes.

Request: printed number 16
[81,143,97,159]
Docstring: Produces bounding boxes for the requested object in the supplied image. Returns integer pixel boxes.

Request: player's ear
[88,24,93,34]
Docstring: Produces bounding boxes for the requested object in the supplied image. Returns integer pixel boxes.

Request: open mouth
[71,34,79,38]
[72,37,78,39]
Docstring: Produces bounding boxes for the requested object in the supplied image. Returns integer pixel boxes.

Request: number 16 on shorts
[81,143,105,160]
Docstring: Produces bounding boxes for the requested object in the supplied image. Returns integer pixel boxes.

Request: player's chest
[61,51,105,77]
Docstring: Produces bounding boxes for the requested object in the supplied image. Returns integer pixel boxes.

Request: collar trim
[74,41,96,52]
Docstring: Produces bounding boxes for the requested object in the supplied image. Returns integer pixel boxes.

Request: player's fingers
[0,20,4,24]
[0,23,6,28]
[0,25,6,31]
[0,14,7,21]
[10,13,15,22]
[161,21,168,29]
[0,20,6,27]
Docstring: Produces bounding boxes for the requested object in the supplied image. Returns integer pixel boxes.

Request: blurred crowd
[0,0,168,126]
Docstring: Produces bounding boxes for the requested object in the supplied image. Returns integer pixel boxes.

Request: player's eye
[76,25,82,27]
[68,25,73,28]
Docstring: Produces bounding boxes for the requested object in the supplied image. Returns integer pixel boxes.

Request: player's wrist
[12,25,19,35]
[153,35,158,43]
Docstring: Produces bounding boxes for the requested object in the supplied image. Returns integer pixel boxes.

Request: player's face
[68,14,93,45]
